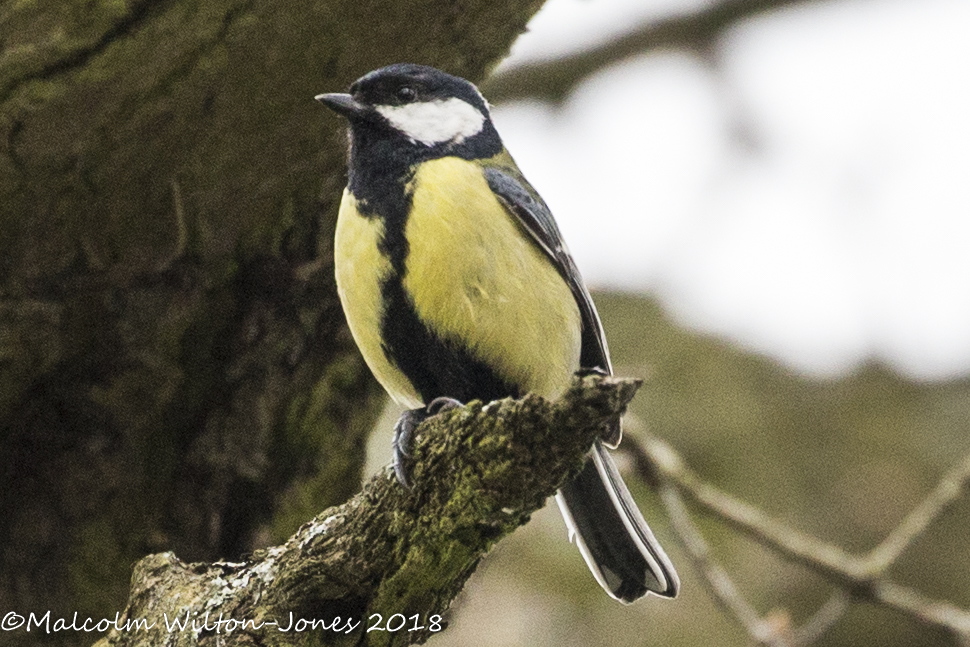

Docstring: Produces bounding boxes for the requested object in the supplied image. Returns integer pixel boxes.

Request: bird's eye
[396,86,417,102]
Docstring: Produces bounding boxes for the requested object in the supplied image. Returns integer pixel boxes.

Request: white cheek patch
[376,97,486,146]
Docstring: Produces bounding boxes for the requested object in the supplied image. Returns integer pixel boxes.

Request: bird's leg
[392,396,464,487]
[391,410,424,487]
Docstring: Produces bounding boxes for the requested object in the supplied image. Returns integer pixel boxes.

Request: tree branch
[865,451,970,575]
[93,375,640,647]
[483,0,818,104]
[626,430,970,641]
[660,485,796,647]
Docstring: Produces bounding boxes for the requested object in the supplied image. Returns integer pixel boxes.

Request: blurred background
[369,1,970,645]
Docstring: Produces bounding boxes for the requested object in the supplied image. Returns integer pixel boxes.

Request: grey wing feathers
[484,166,619,445]
[484,166,679,602]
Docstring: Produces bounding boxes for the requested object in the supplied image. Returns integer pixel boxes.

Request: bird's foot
[392,397,464,487]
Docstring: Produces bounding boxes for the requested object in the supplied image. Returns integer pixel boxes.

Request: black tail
[556,441,679,603]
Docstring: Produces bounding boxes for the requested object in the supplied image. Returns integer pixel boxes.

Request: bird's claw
[426,396,462,415]
[392,397,464,487]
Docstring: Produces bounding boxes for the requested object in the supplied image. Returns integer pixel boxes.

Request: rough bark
[87,376,639,647]
[0,1,544,643]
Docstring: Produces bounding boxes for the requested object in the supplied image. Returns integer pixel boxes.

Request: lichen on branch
[95,374,641,647]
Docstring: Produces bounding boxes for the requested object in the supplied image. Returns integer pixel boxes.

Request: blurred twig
[483,0,817,104]
[663,484,849,647]
[866,451,970,574]
[624,430,970,642]
[789,591,850,646]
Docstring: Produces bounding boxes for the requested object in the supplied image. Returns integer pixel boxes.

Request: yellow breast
[334,188,424,408]
[403,157,581,399]
[335,157,582,407]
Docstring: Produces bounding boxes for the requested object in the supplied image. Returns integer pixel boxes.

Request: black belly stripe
[379,275,518,404]
[347,127,517,405]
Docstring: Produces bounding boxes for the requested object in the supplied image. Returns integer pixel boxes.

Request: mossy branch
[94,375,640,647]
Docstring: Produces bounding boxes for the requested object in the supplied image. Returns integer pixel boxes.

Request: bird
[316,63,679,603]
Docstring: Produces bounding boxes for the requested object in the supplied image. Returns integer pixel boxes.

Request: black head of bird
[316,63,504,165]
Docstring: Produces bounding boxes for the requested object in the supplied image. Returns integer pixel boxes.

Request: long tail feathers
[556,441,680,603]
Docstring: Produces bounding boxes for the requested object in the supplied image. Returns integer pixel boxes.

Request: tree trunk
[0,1,544,644]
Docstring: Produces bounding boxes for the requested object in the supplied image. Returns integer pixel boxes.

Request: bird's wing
[483,165,621,446]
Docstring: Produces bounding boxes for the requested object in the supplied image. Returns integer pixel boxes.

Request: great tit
[316,64,679,603]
